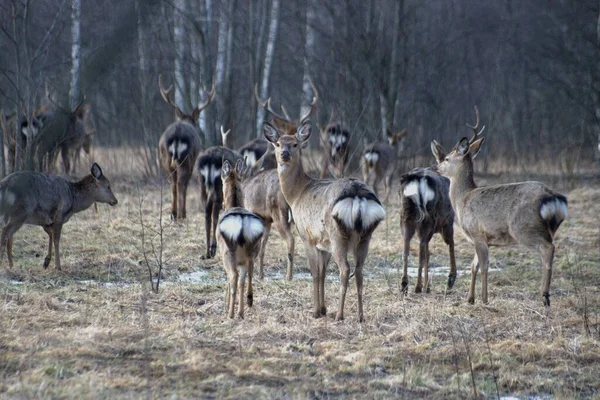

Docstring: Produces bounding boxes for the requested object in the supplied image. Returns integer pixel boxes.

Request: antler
[194,76,216,115]
[299,78,319,123]
[254,83,292,123]
[158,74,185,116]
[466,105,485,142]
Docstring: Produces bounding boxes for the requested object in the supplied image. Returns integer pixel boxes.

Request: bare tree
[70,0,82,109]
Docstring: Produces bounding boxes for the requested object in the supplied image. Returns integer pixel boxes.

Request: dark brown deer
[432,106,568,306]
[264,120,386,322]
[0,163,117,270]
[158,74,215,220]
[362,128,408,202]
[319,122,350,179]
[399,166,456,294]
[218,159,264,319]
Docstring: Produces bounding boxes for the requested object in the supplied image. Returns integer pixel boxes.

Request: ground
[0,152,599,399]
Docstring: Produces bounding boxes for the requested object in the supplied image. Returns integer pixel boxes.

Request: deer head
[263,120,311,168]
[159,74,215,125]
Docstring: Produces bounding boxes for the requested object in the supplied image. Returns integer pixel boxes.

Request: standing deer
[0,163,118,270]
[158,75,215,220]
[218,159,264,319]
[197,145,243,259]
[319,122,350,179]
[432,106,567,306]
[362,128,408,202]
[238,138,277,170]
[264,119,386,322]
[399,167,456,294]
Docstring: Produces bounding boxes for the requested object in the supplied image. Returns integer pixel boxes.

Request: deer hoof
[319,306,327,316]
[447,273,457,289]
[209,244,217,258]
[426,287,431,294]
[335,313,344,321]
[543,292,550,307]
[170,212,177,221]
[415,286,422,294]
[312,311,323,319]
[247,293,253,307]
[43,258,51,269]
[467,296,475,305]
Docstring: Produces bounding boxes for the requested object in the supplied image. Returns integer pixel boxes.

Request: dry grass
[1,149,599,399]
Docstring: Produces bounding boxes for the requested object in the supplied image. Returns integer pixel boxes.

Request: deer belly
[297,220,330,251]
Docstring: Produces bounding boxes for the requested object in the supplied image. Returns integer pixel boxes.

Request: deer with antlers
[362,128,408,203]
[158,74,215,220]
[264,118,385,322]
[432,106,568,306]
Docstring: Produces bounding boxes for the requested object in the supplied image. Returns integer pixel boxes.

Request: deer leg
[383,174,393,204]
[539,242,555,307]
[1,217,25,268]
[473,242,489,304]
[204,199,213,259]
[60,145,71,175]
[416,239,427,293]
[53,224,63,270]
[401,225,415,294]
[177,170,191,219]
[210,199,221,258]
[306,248,321,318]
[170,170,178,220]
[247,259,254,307]
[443,225,457,289]
[43,225,54,269]
[332,239,350,321]
[467,253,479,304]
[238,266,247,319]
[275,220,294,281]
[229,267,238,319]
[423,241,432,294]
[354,236,371,323]
[319,250,331,316]
[257,223,271,280]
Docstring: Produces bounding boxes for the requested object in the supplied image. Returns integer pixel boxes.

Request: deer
[0,163,118,270]
[218,159,264,319]
[362,128,408,203]
[238,138,277,171]
[263,119,386,322]
[399,166,456,294]
[158,74,215,220]
[432,106,568,306]
[319,122,351,179]
[197,144,243,259]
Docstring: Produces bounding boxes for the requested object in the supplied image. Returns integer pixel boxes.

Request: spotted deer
[158,74,215,220]
[432,106,568,306]
[218,159,264,319]
[362,128,408,202]
[0,163,118,270]
[264,120,386,322]
[319,122,350,179]
[399,167,456,294]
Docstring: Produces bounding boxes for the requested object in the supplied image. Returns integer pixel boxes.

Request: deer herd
[0,77,568,321]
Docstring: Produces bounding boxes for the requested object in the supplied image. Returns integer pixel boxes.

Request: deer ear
[221,160,232,178]
[263,122,280,144]
[296,120,312,143]
[469,137,485,159]
[91,163,103,179]
[430,140,446,163]
[457,137,470,156]
[234,159,244,176]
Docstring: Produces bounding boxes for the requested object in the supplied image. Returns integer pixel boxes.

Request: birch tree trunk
[198,0,216,144]
[70,0,81,110]
[173,0,186,110]
[215,0,229,129]
[300,0,316,118]
[224,0,236,131]
[255,0,281,138]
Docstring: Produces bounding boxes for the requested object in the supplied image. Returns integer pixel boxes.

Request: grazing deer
[241,160,294,281]
[158,74,215,220]
[319,123,350,179]
[362,128,408,202]
[399,167,456,294]
[197,146,243,259]
[0,163,117,270]
[432,106,567,306]
[218,159,264,319]
[264,119,386,322]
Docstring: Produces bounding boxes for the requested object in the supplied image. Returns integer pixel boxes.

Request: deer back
[196,146,242,198]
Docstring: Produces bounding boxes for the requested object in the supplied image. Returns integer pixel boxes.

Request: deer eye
[293,143,298,148]
[275,143,280,147]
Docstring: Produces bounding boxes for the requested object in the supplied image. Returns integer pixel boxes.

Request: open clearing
[1,157,599,399]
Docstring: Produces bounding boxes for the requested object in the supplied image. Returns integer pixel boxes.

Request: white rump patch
[332,196,386,231]
[243,151,257,167]
[540,198,568,221]
[176,142,188,160]
[242,216,264,242]
[219,215,243,242]
[364,152,379,164]
[168,141,177,157]
[200,164,221,185]
[403,178,435,221]
[402,180,420,205]
[419,178,435,205]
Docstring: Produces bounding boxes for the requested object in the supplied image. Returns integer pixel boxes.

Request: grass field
[0,151,599,399]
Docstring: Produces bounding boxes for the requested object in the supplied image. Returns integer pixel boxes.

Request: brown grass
[0,148,599,399]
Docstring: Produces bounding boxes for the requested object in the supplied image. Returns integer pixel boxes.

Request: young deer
[432,107,568,306]
[362,128,408,202]
[218,159,264,319]
[319,123,350,179]
[264,120,386,322]
[158,75,215,220]
[0,163,118,270]
[399,167,456,294]
[197,146,243,259]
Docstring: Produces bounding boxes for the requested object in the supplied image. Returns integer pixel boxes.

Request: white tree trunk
[173,0,186,110]
[215,0,229,127]
[255,0,281,137]
[198,0,216,144]
[300,0,316,118]
[69,0,82,110]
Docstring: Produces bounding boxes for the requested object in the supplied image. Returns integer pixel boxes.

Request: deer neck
[224,181,244,209]
[277,157,311,205]
[70,177,96,214]
[448,158,477,213]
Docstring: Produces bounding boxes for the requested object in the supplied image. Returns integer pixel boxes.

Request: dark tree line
[1,0,598,175]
